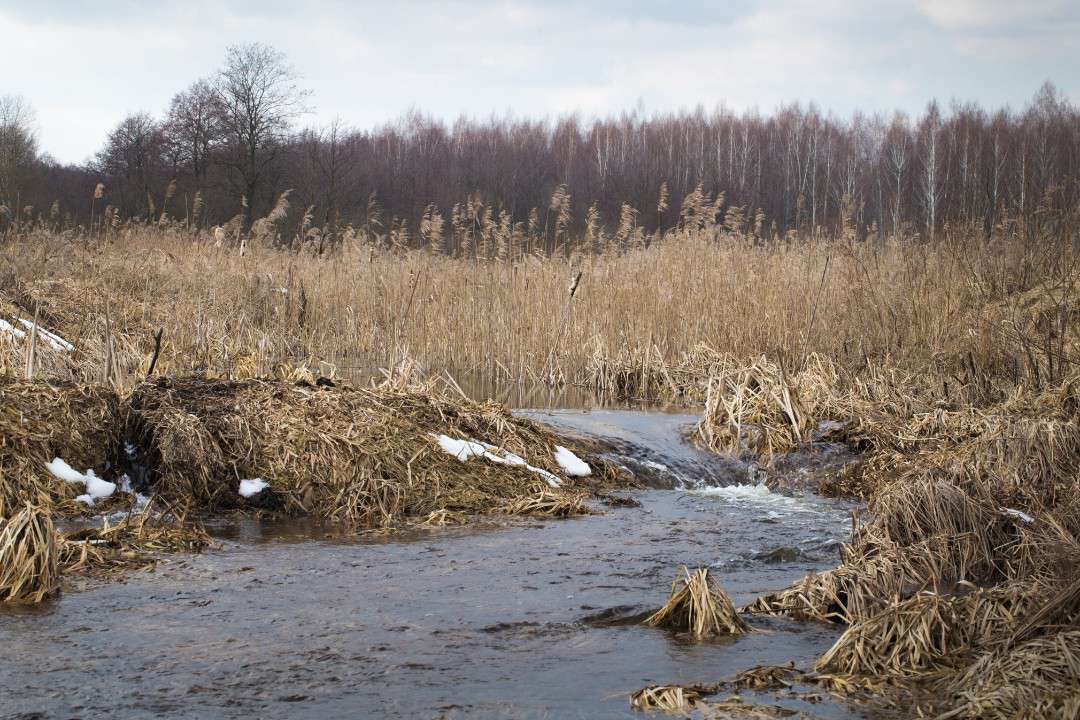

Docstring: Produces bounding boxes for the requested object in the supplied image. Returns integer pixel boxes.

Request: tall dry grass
[0,216,1077,399]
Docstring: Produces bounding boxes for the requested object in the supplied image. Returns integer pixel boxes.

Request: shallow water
[0,410,871,719]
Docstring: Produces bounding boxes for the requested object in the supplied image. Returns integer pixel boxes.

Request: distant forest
[2,43,1078,247]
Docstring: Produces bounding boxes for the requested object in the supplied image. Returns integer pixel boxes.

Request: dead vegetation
[645,567,751,638]
[0,503,59,603]
[125,375,623,525]
[719,360,1080,715]
[0,370,628,604]
[0,376,123,516]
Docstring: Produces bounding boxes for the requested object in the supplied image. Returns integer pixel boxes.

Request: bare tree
[0,95,38,206]
[95,113,164,220]
[213,43,310,229]
[918,101,946,239]
[164,79,222,186]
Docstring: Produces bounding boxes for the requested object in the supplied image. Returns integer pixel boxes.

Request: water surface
[0,410,869,719]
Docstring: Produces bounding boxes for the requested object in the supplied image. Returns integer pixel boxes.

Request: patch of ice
[553,446,591,477]
[0,318,26,340]
[239,478,270,498]
[1001,507,1034,524]
[17,319,75,352]
[46,458,116,505]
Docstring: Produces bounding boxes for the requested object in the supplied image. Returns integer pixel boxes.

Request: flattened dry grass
[0,503,59,603]
[0,377,123,517]
[59,509,211,579]
[126,375,628,526]
[503,489,593,517]
[645,567,751,638]
[931,630,1080,719]
[732,362,1080,715]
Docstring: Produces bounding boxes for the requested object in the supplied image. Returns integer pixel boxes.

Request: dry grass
[645,567,751,638]
[630,685,710,712]
[0,503,59,603]
[503,489,593,517]
[731,359,1080,715]
[2,218,1076,399]
[930,630,1080,719]
[125,375,627,525]
[59,508,211,578]
[0,377,123,517]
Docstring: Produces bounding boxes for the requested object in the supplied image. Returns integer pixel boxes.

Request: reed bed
[2,218,1075,399]
[724,359,1080,715]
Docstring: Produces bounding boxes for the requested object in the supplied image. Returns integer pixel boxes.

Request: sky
[1,0,1077,165]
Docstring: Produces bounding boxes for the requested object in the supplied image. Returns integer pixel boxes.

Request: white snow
[553,446,591,477]
[433,434,563,487]
[17,319,75,352]
[1001,507,1034,524]
[239,478,270,498]
[46,458,116,505]
[436,435,489,461]
[0,318,26,339]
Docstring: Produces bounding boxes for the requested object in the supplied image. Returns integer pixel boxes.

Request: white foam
[689,482,800,507]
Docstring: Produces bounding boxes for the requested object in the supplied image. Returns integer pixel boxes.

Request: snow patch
[433,434,562,487]
[16,319,75,352]
[46,458,116,505]
[239,478,270,498]
[553,446,591,477]
[1001,507,1034,524]
[0,318,26,340]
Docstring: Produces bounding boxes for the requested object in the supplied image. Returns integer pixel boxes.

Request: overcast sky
[2,0,1077,164]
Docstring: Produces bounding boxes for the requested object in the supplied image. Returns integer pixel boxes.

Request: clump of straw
[0,503,59,603]
[646,567,751,637]
[504,489,592,517]
[630,685,708,712]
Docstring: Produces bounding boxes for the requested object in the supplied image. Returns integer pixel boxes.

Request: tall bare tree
[164,79,222,186]
[213,43,310,229]
[0,95,38,207]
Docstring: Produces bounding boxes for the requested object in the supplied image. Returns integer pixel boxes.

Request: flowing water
[0,407,875,719]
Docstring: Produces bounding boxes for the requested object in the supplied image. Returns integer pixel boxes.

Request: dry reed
[0,503,59,603]
[645,567,751,638]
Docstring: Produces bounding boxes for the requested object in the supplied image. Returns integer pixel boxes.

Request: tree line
[2,43,1078,251]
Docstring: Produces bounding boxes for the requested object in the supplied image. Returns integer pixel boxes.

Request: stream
[0,407,873,719]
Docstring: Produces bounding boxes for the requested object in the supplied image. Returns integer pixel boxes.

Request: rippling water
[1,409,875,719]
